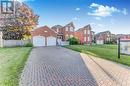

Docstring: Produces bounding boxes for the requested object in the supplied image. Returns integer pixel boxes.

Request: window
[1,1,14,14]
[88,30,90,34]
[70,27,73,32]
[84,37,86,42]
[88,37,90,41]
[57,28,59,32]
[66,27,68,31]
[84,30,87,34]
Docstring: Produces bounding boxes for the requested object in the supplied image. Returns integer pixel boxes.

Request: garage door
[47,36,56,46]
[33,36,45,47]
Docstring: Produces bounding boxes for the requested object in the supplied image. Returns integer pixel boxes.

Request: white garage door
[47,36,56,46]
[33,36,45,47]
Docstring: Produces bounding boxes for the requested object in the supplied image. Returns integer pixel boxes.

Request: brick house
[31,22,94,46]
[91,31,95,43]
[117,34,130,40]
[51,22,75,41]
[31,26,58,46]
[74,24,93,44]
[116,34,130,43]
[96,31,111,44]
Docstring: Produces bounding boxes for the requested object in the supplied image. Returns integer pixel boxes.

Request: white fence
[61,41,69,46]
[2,40,31,47]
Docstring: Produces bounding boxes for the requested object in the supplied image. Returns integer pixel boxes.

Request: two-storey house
[75,24,93,44]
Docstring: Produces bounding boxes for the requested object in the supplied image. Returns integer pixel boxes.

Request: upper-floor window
[84,30,87,34]
[88,30,90,34]
[66,27,68,31]
[70,27,74,32]
[57,28,59,32]
[84,37,86,42]
[88,36,90,41]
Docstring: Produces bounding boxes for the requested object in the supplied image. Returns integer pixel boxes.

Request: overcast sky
[17,0,130,34]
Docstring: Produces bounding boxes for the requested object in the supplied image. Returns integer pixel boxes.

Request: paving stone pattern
[19,47,97,86]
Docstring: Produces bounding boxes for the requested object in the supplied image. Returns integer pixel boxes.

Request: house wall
[51,22,75,41]
[75,31,84,44]
[31,26,57,37]
[63,26,75,41]
[96,31,111,43]
[75,28,92,44]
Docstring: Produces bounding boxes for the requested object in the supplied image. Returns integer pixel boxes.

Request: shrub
[24,43,33,47]
[68,37,79,45]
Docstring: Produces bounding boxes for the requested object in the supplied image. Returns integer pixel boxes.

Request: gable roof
[96,31,111,35]
[76,24,91,32]
[32,26,58,34]
[64,22,75,28]
[96,31,111,38]
[51,25,63,29]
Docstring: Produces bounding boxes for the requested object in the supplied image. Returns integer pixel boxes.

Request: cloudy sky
[20,0,130,34]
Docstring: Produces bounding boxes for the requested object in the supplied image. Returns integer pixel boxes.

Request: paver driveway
[19,47,130,86]
[19,47,97,86]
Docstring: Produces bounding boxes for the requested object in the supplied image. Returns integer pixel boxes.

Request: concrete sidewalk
[81,53,130,86]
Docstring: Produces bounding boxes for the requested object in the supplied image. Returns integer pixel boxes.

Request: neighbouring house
[116,34,130,55]
[96,37,104,45]
[91,31,95,43]
[63,22,75,41]
[96,31,111,44]
[51,22,75,41]
[116,34,130,43]
[31,26,58,47]
[75,24,93,44]
[117,34,130,40]
[51,25,64,41]
[51,25,63,34]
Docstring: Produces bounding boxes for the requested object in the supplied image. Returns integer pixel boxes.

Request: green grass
[64,45,130,66]
[0,47,32,86]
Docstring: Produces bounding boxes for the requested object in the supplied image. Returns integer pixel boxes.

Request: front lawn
[0,47,32,86]
[64,45,130,66]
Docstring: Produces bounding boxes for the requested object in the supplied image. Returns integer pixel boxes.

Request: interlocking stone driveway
[19,47,97,86]
[19,47,130,86]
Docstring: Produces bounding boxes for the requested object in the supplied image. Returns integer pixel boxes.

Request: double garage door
[33,36,56,47]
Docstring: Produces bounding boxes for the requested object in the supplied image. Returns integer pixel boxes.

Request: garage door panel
[47,37,56,46]
[33,36,45,47]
